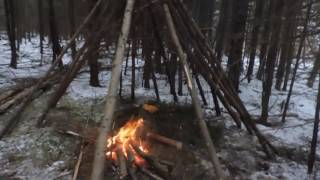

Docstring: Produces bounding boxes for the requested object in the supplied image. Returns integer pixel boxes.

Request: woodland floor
[0,34,319,180]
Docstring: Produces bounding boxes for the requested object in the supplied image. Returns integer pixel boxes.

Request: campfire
[104,117,183,179]
[56,105,217,179]
[106,118,149,166]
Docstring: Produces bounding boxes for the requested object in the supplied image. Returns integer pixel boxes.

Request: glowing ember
[106,118,149,166]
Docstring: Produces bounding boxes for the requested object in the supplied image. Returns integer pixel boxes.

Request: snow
[250,159,311,180]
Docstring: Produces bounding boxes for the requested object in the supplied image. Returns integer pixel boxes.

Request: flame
[106,118,148,166]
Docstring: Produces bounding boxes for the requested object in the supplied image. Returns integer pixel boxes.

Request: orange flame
[106,118,148,166]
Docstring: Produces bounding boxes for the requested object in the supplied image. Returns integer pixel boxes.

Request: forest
[0,0,320,179]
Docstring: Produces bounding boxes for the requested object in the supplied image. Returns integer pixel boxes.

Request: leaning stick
[163,3,225,180]
[90,0,136,180]
[72,144,85,180]
[147,132,183,150]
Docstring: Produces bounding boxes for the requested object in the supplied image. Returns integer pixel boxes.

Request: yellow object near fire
[143,104,159,113]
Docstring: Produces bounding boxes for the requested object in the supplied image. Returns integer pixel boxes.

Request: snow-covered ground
[0,35,319,179]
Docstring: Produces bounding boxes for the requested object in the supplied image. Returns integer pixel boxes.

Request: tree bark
[192,0,215,40]
[275,0,300,90]
[38,0,44,65]
[227,0,249,91]
[131,38,137,100]
[256,1,272,80]
[90,1,135,179]
[215,0,232,63]
[307,48,320,88]
[260,0,285,123]
[87,0,101,87]
[163,3,225,179]
[246,0,265,82]
[48,0,62,67]
[4,0,17,69]
[281,0,312,122]
[307,72,320,176]
[68,0,77,60]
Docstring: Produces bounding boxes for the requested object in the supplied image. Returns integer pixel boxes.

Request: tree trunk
[4,0,17,69]
[256,0,272,80]
[307,72,320,177]
[131,38,137,100]
[68,0,77,60]
[48,0,62,67]
[281,0,311,122]
[90,0,135,179]
[87,0,101,87]
[246,0,265,82]
[275,0,299,90]
[260,0,284,123]
[307,47,320,88]
[38,0,44,66]
[215,0,232,63]
[227,0,249,91]
[178,64,183,96]
[192,0,215,40]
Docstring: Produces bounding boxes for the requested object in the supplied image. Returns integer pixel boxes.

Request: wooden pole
[90,0,135,179]
[163,3,225,179]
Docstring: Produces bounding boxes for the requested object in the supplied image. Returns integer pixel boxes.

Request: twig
[72,143,85,180]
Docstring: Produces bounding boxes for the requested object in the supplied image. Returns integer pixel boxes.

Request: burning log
[116,147,128,179]
[126,147,138,180]
[130,142,169,175]
[147,132,183,150]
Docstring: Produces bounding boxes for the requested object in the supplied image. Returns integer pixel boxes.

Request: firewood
[125,147,139,180]
[139,167,164,180]
[130,142,169,174]
[116,147,128,179]
[159,160,174,167]
[147,132,183,150]
[128,166,138,180]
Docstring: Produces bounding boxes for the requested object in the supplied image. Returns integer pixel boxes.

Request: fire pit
[56,104,218,179]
